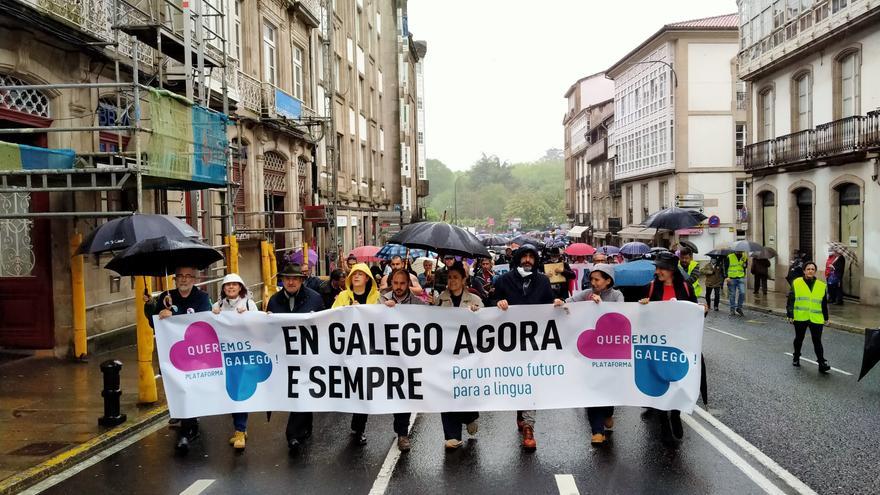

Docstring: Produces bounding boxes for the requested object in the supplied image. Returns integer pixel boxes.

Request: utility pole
[321,0,338,266]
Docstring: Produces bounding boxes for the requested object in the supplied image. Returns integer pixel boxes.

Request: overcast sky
[407,0,738,170]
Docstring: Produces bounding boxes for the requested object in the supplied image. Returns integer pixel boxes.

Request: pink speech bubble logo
[577,313,632,360]
[169,321,223,371]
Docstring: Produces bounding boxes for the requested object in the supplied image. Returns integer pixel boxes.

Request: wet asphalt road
[28,310,880,495]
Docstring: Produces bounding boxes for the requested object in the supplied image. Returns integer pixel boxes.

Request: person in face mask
[493,244,555,452]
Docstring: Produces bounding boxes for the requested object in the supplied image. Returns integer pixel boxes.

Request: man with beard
[493,244,555,451]
[379,255,424,295]
[381,269,427,451]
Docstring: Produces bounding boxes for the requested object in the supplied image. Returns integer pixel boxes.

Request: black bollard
[98,359,127,427]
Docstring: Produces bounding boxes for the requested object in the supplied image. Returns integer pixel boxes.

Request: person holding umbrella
[145,266,212,453]
[265,264,324,453]
[211,274,259,451]
[787,261,831,373]
[638,252,706,444]
[724,250,749,316]
[494,244,555,451]
[701,256,724,311]
[332,262,381,445]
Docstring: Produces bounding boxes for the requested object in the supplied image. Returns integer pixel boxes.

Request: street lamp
[453,175,462,225]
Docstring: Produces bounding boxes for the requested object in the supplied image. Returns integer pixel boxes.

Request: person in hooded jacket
[639,251,706,445]
[211,273,259,450]
[332,262,382,445]
[494,244,555,451]
[554,264,623,446]
[265,264,324,453]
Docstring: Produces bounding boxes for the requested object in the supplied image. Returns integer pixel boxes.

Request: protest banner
[544,262,566,284]
[493,263,510,277]
[155,302,704,419]
[571,263,591,291]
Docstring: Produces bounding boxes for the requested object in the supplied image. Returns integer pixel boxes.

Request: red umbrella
[565,243,596,256]
[349,245,381,262]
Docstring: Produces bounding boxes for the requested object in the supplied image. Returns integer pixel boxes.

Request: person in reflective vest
[678,247,702,298]
[724,251,748,316]
[786,261,831,373]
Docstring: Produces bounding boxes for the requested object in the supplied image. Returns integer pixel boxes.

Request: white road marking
[368,413,418,495]
[706,326,749,341]
[554,474,580,495]
[180,479,215,495]
[692,406,819,495]
[681,413,785,494]
[21,420,168,494]
[784,353,853,376]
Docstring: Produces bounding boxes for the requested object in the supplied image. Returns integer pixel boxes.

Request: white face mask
[517,266,533,277]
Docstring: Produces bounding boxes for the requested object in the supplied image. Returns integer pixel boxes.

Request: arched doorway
[794,188,813,260]
[759,191,777,283]
[836,182,861,297]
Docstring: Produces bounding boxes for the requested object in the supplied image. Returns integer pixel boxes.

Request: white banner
[155,302,705,418]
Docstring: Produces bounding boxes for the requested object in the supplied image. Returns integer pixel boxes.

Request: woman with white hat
[212,273,258,450]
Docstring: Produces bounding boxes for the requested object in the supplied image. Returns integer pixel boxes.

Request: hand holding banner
[155,302,705,419]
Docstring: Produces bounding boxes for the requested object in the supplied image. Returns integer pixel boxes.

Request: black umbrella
[678,240,699,254]
[77,214,200,255]
[643,207,707,231]
[858,328,880,381]
[480,235,509,247]
[511,235,544,248]
[729,240,765,254]
[105,237,223,277]
[389,222,490,258]
[706,248,733,257]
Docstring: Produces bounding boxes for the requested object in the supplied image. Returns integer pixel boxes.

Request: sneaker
[818,361,831,374]
[521,425,537,451]
[792,356,800,367]
[670,411,684,440]
[466,420,479,436]
[590,433,606,445]
[445,439,463,449]
[604,417,614,431]
[397,436,411,452]
[736,308,744,316]
[729,309,736,316]
[230,430,246,450]
[713,307,719,311]
[352,431,367,445]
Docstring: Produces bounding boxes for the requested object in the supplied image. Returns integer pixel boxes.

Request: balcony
[261,83,315,121]
[744,113,880,174]
[416,179,429,197]
[584,137,607,164]
[238,72,261,113]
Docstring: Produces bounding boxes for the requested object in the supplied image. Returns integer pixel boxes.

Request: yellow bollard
[303,242,309,268]
[135,276,158,404]
[226,234,239,274]
[267,241,277,293]
[70,233,87,359]
[260,240,272,304]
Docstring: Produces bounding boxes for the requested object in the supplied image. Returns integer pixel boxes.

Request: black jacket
[643,276,698,303]
[266,286,324,314]
[493,269,555,306]
[318,280,342,310]
[145,287,212,329]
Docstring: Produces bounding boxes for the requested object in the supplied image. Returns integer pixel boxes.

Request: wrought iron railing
[238,72,261,113]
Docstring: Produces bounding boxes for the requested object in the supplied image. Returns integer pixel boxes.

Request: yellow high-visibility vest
[727,253,745,279]
[687,260,703,297]
[792,277,826,324]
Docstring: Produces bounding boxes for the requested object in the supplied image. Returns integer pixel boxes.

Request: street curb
[0,404,169,495]
[720,300,866,335]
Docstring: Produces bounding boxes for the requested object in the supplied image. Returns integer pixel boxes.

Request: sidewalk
[720,289,880,334]
[0,345,168,495]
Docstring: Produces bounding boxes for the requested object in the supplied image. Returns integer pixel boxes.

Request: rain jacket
[332,263,381,307]
[144,287,212,329]
[266,286,324,314]
[436,289,484,308]
[493,246,554,306]
[566,287,624,303]
[213,295,258,312]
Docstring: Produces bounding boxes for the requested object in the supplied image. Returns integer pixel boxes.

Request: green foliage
[425,152,564,230]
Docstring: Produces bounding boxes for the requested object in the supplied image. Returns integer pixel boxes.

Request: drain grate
[9,441,73,456]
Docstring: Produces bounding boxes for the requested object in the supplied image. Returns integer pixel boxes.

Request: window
[832,0,848,13]
[758,88,774,140]
[358,77,365,109]
[335,56,342,92]
[263,22,277,85]
[641,184,649,221]
[660,181,669,209]
[293,46,304,100]
[793,72,811,130]
[736,123,747,159]
[736,179,747,216]
[838,51,858,118]
[626,186,634,225]
[234,1,242,62]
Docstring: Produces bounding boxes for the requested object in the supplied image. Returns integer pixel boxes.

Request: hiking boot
[397,436,411,452]
[818,361,831,374]
[230,431,246,450]
[604,417,614,431]
[445,439,463,449]
[521,425,537,451]
[670,411,684,440]
[736,308,745,316]
[590,433,606,445]
[352,431,367,445]
[792,355,800,367]
[466,420,479,436]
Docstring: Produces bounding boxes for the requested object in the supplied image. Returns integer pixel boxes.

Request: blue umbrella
[620,242,650,256]
[613,259,656,287]
[376,243,436,260]
[596,246,620,255]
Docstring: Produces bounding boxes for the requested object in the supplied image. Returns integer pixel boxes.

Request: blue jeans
[728,278,745,310]
[232,413,248,432]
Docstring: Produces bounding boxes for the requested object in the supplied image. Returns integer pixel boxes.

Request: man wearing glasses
[144,265,212,453]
